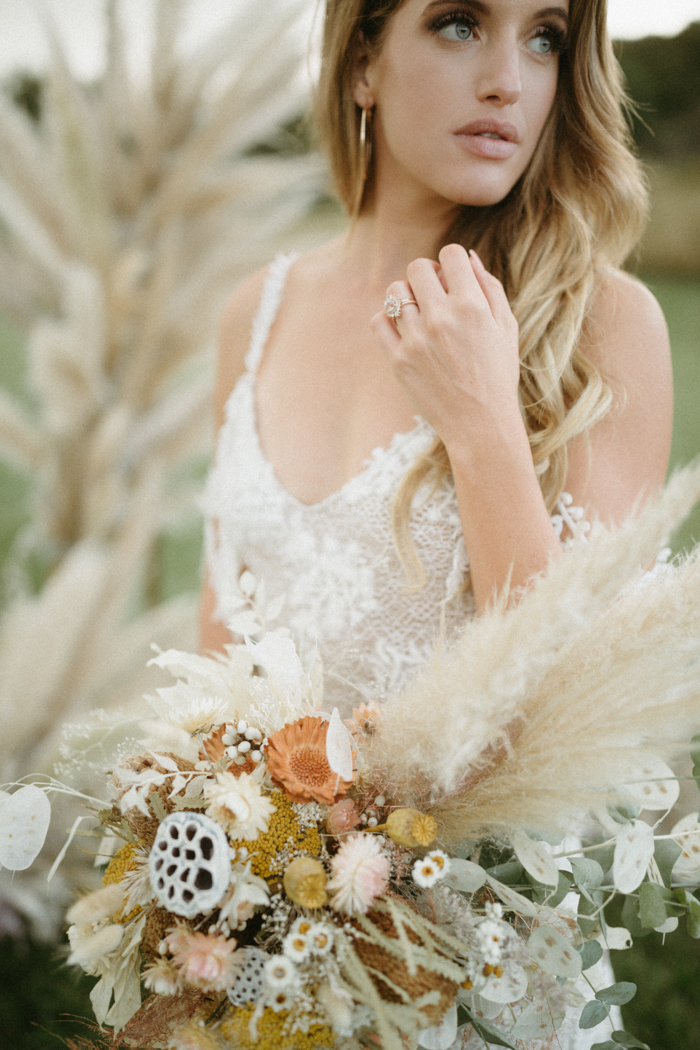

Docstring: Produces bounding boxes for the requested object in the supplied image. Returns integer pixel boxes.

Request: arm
[371,246,672,612]
[199,267,270,654]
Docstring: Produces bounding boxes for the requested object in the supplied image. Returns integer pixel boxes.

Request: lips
[454,119,520,160]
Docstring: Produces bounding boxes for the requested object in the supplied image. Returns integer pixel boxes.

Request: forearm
[446,409,562,613]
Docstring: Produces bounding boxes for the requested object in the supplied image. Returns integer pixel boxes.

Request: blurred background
[0,1,698,1047]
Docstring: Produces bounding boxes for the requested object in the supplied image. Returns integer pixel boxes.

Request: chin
[432,165,524,210]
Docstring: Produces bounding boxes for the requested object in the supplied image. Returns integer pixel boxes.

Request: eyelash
[427,9,569,54]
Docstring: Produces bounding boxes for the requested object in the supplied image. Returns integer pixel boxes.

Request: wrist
[443,401,531,475]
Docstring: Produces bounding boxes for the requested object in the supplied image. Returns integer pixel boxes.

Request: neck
[339,172,462,293]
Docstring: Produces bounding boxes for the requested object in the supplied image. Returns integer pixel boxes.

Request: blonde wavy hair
[315,0,648,585]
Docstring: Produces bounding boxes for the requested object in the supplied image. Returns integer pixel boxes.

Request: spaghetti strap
[244,252,298,375]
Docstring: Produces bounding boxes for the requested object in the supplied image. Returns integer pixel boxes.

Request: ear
[352,32,376,109]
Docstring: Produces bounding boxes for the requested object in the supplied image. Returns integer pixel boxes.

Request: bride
[201,0,671,696]
[200,0,672,1043]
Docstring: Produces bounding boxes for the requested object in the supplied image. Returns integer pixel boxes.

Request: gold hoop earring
[355,105,373,214]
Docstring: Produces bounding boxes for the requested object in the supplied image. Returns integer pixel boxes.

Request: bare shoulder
[567,269,673,514]
[582,269,671,390]
[214,266,270,428]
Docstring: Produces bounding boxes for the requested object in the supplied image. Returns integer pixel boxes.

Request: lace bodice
[203,254,476,715]
[203,254,589,719]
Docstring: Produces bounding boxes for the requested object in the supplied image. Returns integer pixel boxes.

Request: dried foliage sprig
[0,0,324,930]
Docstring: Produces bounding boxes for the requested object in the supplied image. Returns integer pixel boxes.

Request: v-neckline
[242,372,426,511]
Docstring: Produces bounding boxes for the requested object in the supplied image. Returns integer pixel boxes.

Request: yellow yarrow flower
[220,1006,335,1050]
[102,843,141,922]
[236,791,321,880]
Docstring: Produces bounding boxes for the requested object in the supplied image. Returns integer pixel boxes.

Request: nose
[476,40,522,107]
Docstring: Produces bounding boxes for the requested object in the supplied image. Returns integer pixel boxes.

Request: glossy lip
[454,119,521,160]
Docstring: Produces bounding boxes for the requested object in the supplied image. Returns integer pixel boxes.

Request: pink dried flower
[166,925,238,992]
[327,833,390,914]
[326,798,362,836]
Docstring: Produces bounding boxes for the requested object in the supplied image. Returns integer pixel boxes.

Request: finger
[385,280,420,326]
[468,250,515,328]
[437,242,482,298]
[371,309,402,356]
[405,256,447,307]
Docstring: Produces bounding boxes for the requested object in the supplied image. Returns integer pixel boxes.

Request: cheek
[523,64,559,146]
[375,48,456,166]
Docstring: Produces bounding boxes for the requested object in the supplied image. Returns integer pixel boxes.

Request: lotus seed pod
[283,856,328,908]
[386,807,424,847]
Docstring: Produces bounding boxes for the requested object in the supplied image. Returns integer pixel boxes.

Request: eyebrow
[424,1,569,23]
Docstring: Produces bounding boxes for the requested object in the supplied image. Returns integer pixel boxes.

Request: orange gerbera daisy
[265,716,355,805]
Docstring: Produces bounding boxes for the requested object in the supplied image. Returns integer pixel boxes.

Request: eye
[438,21,475,42]
[528,33,553,54]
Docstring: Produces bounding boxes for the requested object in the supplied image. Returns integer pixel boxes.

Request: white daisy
[309,922,334,955]
[204,771,275,841]
[264,955,299,989]
[426,849,451,875]
[413,856,440,888]
[268,986,295,1012]
[283,924,312,963]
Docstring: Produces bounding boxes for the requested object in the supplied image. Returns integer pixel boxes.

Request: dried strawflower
[263,955,298,989]
[283,856,328,908]
[412,855,446,889]
[265,716,355,805]
[283,917,313,962]
[204,771,275,840]
[327,834,390,914]
[326,798,361,836]
[344,701,382,735]
[166,925,239,992]
[143,956,181,995]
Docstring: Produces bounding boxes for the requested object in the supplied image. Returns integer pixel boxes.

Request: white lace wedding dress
[203,253,616,1050]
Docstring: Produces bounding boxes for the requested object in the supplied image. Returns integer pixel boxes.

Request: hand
[371,244,521,454]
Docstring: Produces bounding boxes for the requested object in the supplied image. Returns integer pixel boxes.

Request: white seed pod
[227,947,269,1006]
[251,751,262,763]
[238,740,251,754]
[149,812,231,918]
[245,728,262,742]
[237,721,248,734]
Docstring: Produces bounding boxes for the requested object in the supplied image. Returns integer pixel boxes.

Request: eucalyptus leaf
[579,1000,609,1029]
[621,894,651,939]
[486,860,524,885]
[578,888,604,937]
[611,1030,651,1049]
[638,882,668,929]
[654,838,682,888]
[674,889,700,938]
[460,1006,518,1048]
[577,939,604,971]
[690,732,700,780]
[590,1042,618,1050]
[608,800,641,824]
[540,870,573,908]
[595,982,637,1007]
[571,857,604,889]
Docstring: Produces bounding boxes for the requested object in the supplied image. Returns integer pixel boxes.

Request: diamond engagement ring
[384,293,419,320]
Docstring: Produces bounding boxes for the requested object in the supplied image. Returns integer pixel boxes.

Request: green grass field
[0,277,699,1046]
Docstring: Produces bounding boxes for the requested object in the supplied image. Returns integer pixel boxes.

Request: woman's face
[358,0,569,208]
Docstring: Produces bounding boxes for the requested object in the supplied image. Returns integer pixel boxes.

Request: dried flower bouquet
[4,463,700,1050]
